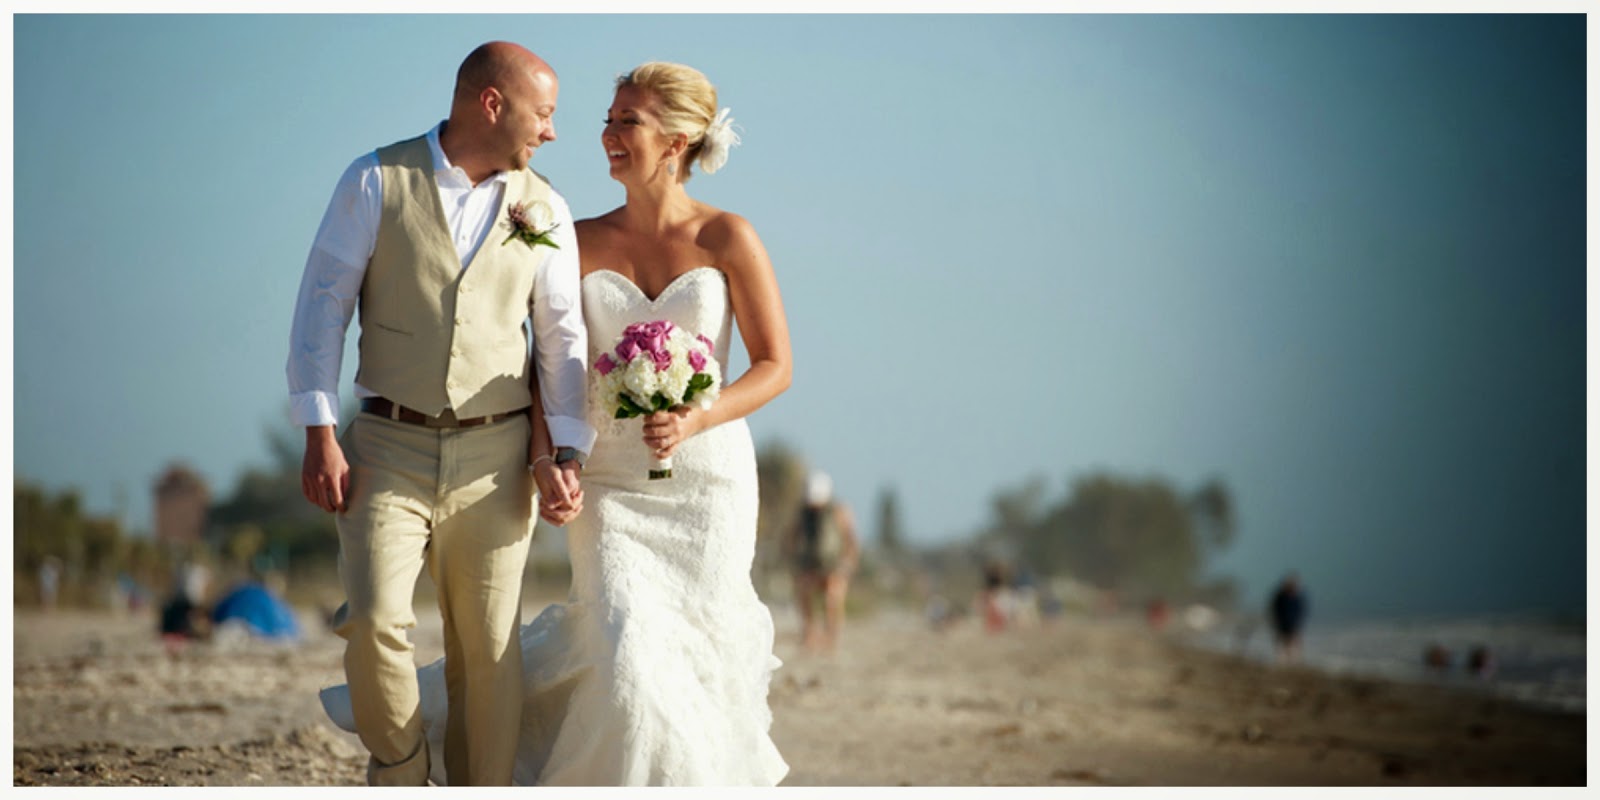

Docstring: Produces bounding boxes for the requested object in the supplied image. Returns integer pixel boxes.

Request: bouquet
[594,320,722,479]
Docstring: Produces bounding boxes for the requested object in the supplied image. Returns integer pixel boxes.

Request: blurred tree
[14,482,50,575]
[986,472,1238,608]
[875,485,905,556]
[120,534,167,597]
[982,476,1047,541]
[81,517,122,580]
[1190,478,1236,550]
[13,481,131,607]
[209,414,347,573]
[226,524,267,571]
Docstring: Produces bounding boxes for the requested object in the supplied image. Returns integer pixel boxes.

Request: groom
[286,42,594,785]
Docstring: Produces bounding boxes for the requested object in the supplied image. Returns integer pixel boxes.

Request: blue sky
[10,13,1588,619]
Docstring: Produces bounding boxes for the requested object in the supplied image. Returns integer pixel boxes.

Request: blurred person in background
[786,470,859,653]
[1269,571,1308,664]
[37,556,61,611]
[977,562,1014,634]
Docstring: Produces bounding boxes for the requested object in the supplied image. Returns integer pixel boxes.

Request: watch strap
[554,446,586,468]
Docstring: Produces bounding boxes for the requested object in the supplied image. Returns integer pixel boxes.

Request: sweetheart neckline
[582,266,723,304]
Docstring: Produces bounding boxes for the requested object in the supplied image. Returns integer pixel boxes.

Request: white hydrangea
[593,323,721,418]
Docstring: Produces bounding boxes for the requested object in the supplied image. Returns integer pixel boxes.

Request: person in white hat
[785,470,860,654]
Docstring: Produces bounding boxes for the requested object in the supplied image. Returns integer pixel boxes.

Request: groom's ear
[479,86,506,123]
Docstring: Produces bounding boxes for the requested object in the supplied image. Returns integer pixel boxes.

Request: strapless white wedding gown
[321,266,788,786]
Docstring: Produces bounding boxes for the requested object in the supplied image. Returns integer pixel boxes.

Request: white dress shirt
[286,124,596,454]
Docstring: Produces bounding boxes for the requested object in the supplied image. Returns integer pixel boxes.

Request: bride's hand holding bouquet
[594,320,721,479]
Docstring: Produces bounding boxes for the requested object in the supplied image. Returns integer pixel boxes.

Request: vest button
[451,349,461,358]
[455,317,464,325]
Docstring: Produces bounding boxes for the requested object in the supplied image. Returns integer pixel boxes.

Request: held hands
[532,457,584,527]
[643,406,704,459]
[302,426,350,513]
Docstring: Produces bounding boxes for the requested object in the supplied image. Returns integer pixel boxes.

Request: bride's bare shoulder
[575,208,626,252]
[575,208,626,232]
[697,206,761,250]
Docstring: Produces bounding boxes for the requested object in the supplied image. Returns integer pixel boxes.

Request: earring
[667,161,677,176]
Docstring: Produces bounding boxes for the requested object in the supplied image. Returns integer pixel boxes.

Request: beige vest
[354,135,554,419]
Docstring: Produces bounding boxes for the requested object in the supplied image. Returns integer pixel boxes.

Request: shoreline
[1165,617,1586,718]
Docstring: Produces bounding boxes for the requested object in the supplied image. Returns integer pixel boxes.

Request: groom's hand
[555,462,583,514]
[302,425,351,513]
[532,460,583,526]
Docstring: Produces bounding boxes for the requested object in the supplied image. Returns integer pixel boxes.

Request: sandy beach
[11,600,1586,787]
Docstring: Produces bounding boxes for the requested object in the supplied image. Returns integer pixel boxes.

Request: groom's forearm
[286,155,378,428]
[528,200,595,454]
[527,347,593,455]
[527,384,554,462]
[529,340,593,454]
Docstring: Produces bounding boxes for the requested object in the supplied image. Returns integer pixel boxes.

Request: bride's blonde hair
[617,62,718,180]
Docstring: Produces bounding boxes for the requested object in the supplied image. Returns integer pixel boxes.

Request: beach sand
[11,602,1586,787]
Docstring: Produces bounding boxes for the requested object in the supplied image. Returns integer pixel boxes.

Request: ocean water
[1178,613,1586,714]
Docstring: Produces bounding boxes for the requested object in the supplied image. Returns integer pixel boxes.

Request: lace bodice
[581,267,734,434]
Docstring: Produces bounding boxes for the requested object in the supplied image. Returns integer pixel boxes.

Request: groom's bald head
[455,41,555,103]
[444,41,560,181]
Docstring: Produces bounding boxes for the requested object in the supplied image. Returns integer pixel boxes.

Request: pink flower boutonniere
[502,200,560,250]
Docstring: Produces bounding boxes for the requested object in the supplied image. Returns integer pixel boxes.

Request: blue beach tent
[211,582,302,641]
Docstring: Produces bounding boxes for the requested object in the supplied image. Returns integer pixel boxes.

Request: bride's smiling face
[602,85,677,182]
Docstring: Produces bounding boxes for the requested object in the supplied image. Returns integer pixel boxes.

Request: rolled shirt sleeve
[530,191,597,455]
[286,155,380,428]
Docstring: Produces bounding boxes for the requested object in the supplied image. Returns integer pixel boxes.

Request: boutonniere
[502,200,560,250]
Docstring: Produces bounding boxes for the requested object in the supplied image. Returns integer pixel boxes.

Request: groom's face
[498,68,560,171]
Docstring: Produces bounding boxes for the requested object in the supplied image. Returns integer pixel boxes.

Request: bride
[323,61,792,786]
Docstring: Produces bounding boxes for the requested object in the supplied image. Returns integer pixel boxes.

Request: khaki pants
[333,412,533,786]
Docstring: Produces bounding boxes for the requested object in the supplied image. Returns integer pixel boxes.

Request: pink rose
[697,333,715,352]
[595,353,616,375]
[616,338,642,362]
[652,348,673,372]
[688,349,706,372]
[639,321,671,354]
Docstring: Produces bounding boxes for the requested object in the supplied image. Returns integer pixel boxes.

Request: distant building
[154,464,210,545]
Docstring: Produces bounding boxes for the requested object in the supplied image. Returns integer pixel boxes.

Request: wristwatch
[554,446,587,470]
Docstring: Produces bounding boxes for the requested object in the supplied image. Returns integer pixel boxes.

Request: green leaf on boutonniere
[503,201,561,250]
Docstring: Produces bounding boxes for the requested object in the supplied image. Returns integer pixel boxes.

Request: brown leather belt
[361,397,528,429]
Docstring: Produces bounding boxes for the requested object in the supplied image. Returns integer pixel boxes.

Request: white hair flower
[698,108,741,175]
